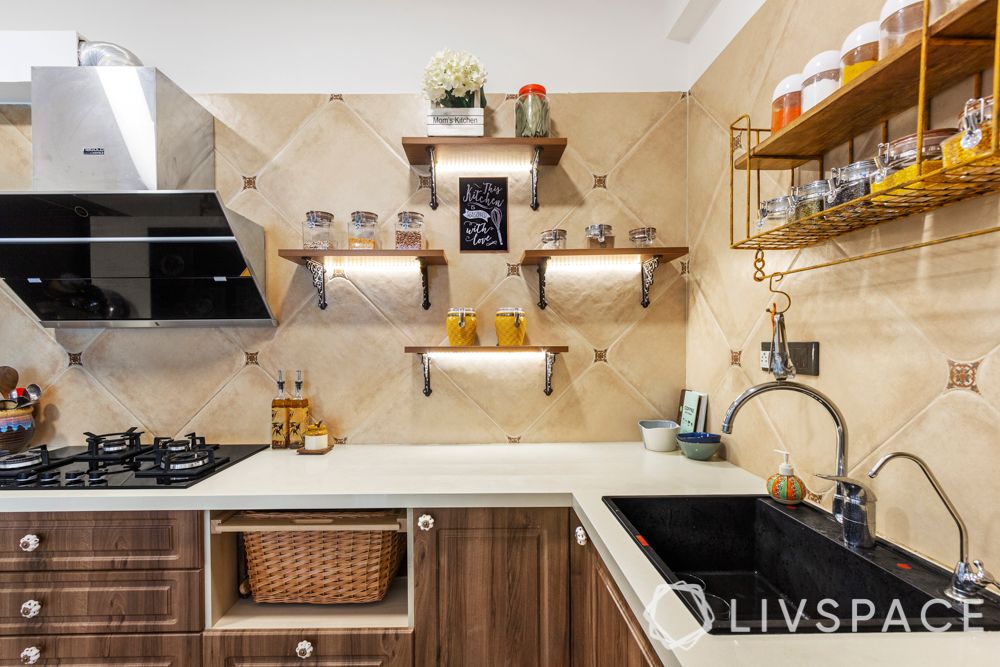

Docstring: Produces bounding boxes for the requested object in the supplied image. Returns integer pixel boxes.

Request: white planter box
[0,31,80,104]
[426,107,485,137]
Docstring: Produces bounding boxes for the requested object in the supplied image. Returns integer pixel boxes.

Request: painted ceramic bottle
[767,449,806,505]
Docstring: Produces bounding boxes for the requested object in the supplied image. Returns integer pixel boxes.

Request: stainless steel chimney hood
[0,66,276,327]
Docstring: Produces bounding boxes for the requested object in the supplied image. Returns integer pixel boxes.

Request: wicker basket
[240,511,405,604]
[0,407,35,453]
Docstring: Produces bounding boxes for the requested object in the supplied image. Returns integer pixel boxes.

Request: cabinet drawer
[0,569,203,635]
[0,511,202,571]
[0,632,201,665]
[203,629,413,667]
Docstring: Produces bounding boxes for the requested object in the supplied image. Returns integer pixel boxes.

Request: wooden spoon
[0,367,18,398]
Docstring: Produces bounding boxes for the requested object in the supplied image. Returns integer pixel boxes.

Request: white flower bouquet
[422,48,487,108]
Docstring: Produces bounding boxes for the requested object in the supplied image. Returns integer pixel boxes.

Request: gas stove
[0,430,266,489]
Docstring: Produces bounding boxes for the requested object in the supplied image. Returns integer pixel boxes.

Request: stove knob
[294,640,313,659]
[19,599,41,619]
[19,646,40,665]
[18,535,40,552]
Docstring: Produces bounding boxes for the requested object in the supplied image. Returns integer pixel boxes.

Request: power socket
[760,342,820,376]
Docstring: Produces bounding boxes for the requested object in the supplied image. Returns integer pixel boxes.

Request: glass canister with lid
[840,21,880,85]
[585,224,615,248]
[540,228,567,250]
[942,96,998,168]
[348,211,379,249]
[516,83,550,138]
[302,210,335,249]
[628,227,657,248]
[792,179,832,221]
[771,74,803,132]
[827,158,879,206]
[801,51,841,112]
[879,0,950,57]
[495,307,527,347]
[870,128,956,195]
[755,196,795,232]
[395,211,424,250]
[446,308,477,347]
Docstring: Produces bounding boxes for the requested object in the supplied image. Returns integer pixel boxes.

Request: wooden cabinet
[202,629,413,666]
[413,507,570,667]
[570,514,663,667]
[0,569,203,635]
[0,632,201,665]
[0,511,202,571]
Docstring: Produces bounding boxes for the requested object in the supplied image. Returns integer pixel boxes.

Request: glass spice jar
[942,96,999,168]
[628,227,657,248]
[879,0,950,57]
[348,211,379,250]
[801,50,841,113]
[771,73,803,132]
[755,196,795,232]
[540,228,567,249]
[870,128,956,197]
[516,83,550,138]
[840,22,880,85]
[827,158,879,207]
[792,179,832,221]
[302,210,334,249]
[395,211,424,250]
[585,224,615,248]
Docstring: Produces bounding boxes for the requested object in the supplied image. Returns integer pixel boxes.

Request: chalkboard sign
[459,177,508,252]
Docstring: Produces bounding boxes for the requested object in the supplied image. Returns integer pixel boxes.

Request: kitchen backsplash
[0,92,688,445]
[687,0,999,571]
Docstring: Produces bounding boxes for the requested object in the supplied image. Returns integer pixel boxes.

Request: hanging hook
[768,273,791,314]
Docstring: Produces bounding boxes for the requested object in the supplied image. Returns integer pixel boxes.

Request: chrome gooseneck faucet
[868,452,997,604]
[721,381,849,523]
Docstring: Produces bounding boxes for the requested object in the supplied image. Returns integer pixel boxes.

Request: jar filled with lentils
[395,211,424,250]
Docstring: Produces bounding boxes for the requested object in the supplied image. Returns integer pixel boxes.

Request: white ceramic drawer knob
[575,526,588,546]
[19,600,41,619]
[295,640,313,659]
[417,514,435,531]
[19,535,40,552]
[20,646,40,665]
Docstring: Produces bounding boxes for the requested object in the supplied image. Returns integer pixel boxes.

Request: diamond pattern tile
[0,289,66,384]
[33,367,148,446]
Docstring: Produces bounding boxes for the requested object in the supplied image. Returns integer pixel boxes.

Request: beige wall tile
[0,112,31,190]
[33,367,147,446]
[177,365,274,443]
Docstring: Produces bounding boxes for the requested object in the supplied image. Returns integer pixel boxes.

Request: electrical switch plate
[760,342,820,376]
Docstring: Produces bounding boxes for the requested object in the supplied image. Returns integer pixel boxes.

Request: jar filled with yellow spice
[840,21,880,85]
[348,211,379,249]
[943,96,999,168]
[870,128,956,199]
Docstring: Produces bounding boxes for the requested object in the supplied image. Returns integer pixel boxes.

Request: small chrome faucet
[868,452,998,604]
[721,381,849,522]
[815,474,876,548]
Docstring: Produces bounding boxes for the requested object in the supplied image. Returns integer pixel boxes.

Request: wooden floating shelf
[519,247,689,309]
[277,249,447,310]
[277,249,447,266]
[734,0,997,170]
[405,346,568,396]
[405,346,569,354]
[401,137,567,166]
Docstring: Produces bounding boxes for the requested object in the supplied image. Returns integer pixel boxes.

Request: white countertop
[1,442,996,666]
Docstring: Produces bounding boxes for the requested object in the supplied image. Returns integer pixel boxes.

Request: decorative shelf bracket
[305,259,328,310]
[641,256,660,308]
[420,353,432,396]
[536,257,549,309]
[544,351,556,396]
[427,146,439,210]
[530,146,542,211]
[419,258,431,310]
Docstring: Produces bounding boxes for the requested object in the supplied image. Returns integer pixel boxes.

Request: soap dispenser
[767,449,806,505]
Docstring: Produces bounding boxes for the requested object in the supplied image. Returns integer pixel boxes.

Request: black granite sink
[604,495,1000,634]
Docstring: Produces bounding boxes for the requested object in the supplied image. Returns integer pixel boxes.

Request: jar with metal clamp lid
[792,179,832,221]
[348,211,379,250]
[755,195,794,232]
[395,211,424,250]
[495,307,527,346]
[540,228,567,249]
[943,96,998,168]
[870,128,956,197]
[827,158,879,207]
[628,227,657,248]
[585,224,614,249]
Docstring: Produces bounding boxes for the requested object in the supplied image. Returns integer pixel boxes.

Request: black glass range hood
[0,191,276,327]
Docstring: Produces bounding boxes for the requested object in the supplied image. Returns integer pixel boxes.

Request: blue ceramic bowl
[675,431,722,444]
[678,440,723,461]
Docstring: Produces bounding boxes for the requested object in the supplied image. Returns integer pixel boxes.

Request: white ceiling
[2,0,764,94]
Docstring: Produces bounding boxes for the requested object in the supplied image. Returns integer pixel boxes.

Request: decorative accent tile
[594,349,608,363]
[241,175,257,190]
[68,352,82,366]
[730,350,742,367]
[507,435,521,443]
[329,93,344,102]
[947,360,980,393]
[505,93,518,101]
[679,260,690,276]
[806,490,823,503]
[506,263,520,277]
[333,436,348,445]
[593,174,607,189]
[244,351,259,366]
[418,175,432,189]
